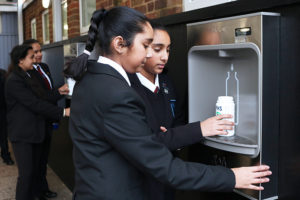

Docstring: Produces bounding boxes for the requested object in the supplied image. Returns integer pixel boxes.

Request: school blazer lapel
[39,63,55,87]
[128,73,160,131]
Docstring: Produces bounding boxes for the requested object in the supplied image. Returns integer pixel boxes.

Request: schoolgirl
[65,6,271,200]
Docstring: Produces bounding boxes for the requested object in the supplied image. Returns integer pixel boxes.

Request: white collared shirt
[97,56,131,86]
[33,64,53,89]
[136,72,159,93]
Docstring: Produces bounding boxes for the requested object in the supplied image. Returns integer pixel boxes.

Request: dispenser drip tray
[203,135,259,157]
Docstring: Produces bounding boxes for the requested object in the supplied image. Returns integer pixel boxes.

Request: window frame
[42,9,50,44]
[61,0,68,40]
[30,18,37,39]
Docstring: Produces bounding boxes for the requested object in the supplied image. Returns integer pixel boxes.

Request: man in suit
[0,68,14,165]
[23,39,69,199]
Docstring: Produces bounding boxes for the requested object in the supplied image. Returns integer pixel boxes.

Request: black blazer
[129,73,203,151]
[5,69,63,143]
[0,69,6,118]
[69,61,235,200]
[129,73,206,200]
[29,62,63,104]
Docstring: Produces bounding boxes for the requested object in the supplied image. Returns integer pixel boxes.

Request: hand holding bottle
[200,114,234,137]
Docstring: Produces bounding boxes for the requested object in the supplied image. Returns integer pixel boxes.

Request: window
[42,9,50,44]
[61,0,68,39]
[184,0,236,12]
[79,0,96,34]
[31,18,37,39]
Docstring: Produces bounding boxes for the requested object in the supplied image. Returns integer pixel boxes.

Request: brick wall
[23,0,53,43]
[67,0,80,38]
[23,0,182,43]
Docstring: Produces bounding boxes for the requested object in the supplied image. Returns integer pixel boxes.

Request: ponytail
[64,9,107,81]
[64,7,149,81]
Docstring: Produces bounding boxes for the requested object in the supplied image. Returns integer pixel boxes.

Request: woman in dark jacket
[0,68,14,165]
[5,44,69,200]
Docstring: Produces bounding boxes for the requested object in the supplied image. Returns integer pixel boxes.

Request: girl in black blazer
[5,45,69,200]
[65,7,271,200]
[128,22,242,200]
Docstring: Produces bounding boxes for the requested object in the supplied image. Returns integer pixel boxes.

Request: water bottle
[216,96,235,136]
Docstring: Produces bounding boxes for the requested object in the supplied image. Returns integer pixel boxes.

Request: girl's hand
[160,126,167,132]
[200,114,234,137]
[231,165,272,190]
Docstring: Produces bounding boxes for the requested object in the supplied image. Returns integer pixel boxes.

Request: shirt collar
[136,72,159,93]
[33,64,39,70]
[97,56,131,86]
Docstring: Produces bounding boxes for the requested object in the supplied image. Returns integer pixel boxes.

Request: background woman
[65,6,271,200]
[5,44,69,200]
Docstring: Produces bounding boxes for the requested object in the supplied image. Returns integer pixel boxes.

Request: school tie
[36,65,51,90]
[154,86,159,94]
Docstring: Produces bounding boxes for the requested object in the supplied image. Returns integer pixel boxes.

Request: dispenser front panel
[188,43,261,156]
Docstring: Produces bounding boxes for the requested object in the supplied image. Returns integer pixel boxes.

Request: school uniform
[0,69,10,161]
[5,68,63,200]
[129,72,205,200]
[30,63,64,196]
[69,57,235,200]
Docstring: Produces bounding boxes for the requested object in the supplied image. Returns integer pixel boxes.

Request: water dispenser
[187,12,280,200]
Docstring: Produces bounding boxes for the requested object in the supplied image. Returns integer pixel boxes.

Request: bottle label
[216,99,235,137]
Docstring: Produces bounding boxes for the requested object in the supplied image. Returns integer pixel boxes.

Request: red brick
[167,0,181,6]
[132,0,143,6]
[133,5,147,13]
[146,11,159,19]
[147,2,154,12]
[155,0,167,9]
[23,0,184,43]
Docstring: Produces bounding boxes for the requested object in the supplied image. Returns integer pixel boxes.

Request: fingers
[216,119,234,125]
[216,125,233,131]
[248,185,264,191]
[251,165,270,172]
[252,170,272,178]
[252,177,270,184]
[216,114,233,120]
[160,126,167,132]
[214,130,228,135]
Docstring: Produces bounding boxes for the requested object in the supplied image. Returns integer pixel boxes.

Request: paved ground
[0,145,72,200]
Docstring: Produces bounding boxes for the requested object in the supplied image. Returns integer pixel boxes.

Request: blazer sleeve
[6,77,63,121]
[102,89,235,192]
[154,121,203,151]
[42,88,63,104]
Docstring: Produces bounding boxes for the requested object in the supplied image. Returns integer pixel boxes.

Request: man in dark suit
[0,68,14,165]
[23,39,69,199]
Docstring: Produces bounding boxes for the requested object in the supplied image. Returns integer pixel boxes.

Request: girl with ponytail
[67,6,271,200]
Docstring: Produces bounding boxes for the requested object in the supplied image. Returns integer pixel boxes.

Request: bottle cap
[217,96,234,102]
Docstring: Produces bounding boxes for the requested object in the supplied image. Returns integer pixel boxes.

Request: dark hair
[23,39,40,46]
[64,6,150,81]
[150,21,168,33]
[7,44,33,75]
[7,44,48,98]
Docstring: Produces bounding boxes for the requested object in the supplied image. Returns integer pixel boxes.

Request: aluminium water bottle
[216,96,235,136]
